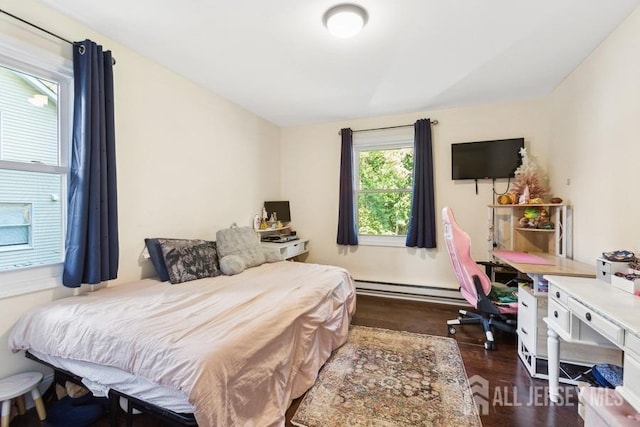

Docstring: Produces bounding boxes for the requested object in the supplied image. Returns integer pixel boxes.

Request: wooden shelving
[514,227,554,232]
[489,203,571,258]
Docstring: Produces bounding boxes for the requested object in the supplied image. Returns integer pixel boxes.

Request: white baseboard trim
[355,280,470,306]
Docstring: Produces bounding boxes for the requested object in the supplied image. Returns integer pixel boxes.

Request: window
[0,35,72,297]
[0,203,32,248]
[353,128,414,246]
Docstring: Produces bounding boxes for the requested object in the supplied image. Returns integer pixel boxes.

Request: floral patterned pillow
[160,241,221,284]
[145,238,209,281]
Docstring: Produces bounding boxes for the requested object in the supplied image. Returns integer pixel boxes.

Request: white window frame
[0,33,73,299]
[353,128,414,247]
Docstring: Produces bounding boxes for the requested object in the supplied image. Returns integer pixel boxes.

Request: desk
[492,250,595,293]
[492,251,620,380]
[545,275,640,412]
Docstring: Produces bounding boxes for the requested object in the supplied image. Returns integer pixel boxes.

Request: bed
[8,261,356,426]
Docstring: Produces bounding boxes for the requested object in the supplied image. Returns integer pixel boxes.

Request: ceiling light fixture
[323,4,368,39]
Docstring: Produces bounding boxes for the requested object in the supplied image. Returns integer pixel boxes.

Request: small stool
[0,372,46,427]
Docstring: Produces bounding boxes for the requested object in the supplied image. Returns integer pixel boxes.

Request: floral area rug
[291,325,481,427]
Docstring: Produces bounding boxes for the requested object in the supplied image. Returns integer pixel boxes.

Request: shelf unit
[261,239,309,260]
[489,203,585,379]
[488,203,571,258]
[256,225,309,261]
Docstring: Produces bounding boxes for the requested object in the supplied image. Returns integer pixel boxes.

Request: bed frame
[25,351,197,426]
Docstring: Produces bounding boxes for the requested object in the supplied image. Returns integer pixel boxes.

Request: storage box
[611,274,640,294]
[597,258,630,283]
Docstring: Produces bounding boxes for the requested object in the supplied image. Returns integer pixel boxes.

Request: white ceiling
[39,0,640,127]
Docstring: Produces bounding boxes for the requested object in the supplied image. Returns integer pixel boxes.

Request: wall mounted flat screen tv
[264,200,291,223]
[451,138,524,180]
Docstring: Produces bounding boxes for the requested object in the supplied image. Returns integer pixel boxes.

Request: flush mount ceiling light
[323,4,368,38]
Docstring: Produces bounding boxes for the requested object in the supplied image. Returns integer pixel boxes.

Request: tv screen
[451,138,524,180]
[264,201,291,223]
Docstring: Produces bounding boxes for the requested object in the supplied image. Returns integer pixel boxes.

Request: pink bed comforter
[9,261,356,426]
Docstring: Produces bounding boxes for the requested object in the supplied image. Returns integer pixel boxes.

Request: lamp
[323,4,368,38]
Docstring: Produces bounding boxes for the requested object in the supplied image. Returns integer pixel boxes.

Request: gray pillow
[216,226,284,275]
[264,248,284,263]
[216,226,265,267]
[219,254,246,276]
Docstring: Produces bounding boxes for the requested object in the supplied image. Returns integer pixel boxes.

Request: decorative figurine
[537,209,554,229]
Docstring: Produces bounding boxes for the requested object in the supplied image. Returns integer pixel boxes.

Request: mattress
[10,261,356,426]
[29,349,194,413]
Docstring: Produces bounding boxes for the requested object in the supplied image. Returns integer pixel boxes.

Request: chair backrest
[442,206,492,307]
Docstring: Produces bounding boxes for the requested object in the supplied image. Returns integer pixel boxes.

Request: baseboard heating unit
[355,280,468,306]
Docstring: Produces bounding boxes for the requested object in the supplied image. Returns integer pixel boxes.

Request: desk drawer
[597,258,613,274]
[549,284,569,305]
[596,268,612,283]
[517,288,536,351]
[596,258,629,283]
[626,332,640,358]
[623,353,640,405]
[548,298,570,335]
[518,320,536,353]
[568,297,625,345]
[517,287,536,329]
[285,241,306,258]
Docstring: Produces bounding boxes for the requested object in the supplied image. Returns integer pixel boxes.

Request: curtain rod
[0,8,116,65]
[338,120,438,135]
[1,8,73,45]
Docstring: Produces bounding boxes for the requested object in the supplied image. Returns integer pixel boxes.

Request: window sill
[357,235,407,248]
[0,263,62,300]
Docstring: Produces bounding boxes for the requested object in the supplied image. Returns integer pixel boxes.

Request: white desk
[491,251,616,380]
[545,275,640,412]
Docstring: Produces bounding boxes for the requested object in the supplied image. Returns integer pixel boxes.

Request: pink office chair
[442,206,517,350]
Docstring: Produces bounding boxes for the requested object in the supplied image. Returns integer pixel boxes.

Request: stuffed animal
[518,217,529,228]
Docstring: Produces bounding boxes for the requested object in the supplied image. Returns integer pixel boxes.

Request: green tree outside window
[357,148,413,236]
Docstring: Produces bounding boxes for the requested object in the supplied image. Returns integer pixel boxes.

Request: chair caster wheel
[484,341,496,350]
[448,326,456,335]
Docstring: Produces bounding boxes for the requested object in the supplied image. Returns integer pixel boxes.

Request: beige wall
[547,5,640,262]
[0,0,281,377]
[281,99,550,289]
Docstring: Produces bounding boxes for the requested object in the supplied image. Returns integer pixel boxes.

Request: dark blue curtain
[336,128,358,245]
[63,40,119,288]
[406,119,436,248]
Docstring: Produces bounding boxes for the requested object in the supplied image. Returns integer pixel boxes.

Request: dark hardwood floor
[11,294,582,426]
[345,295,583,427]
